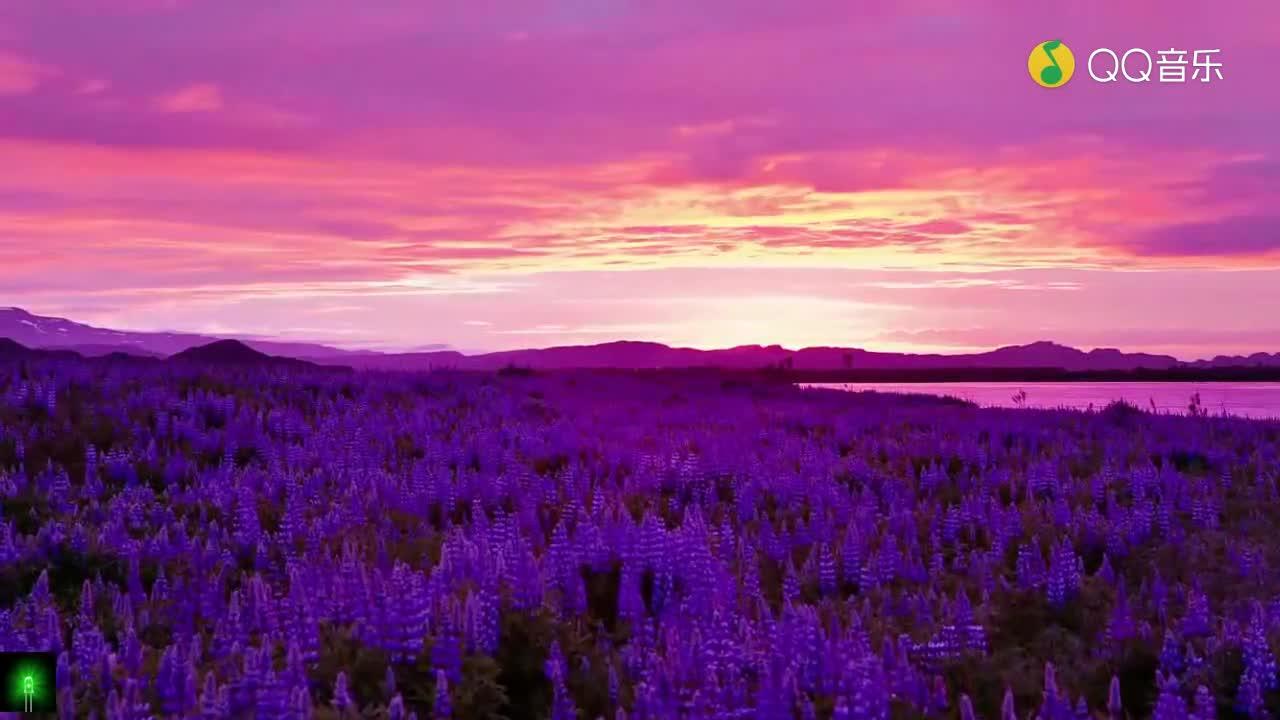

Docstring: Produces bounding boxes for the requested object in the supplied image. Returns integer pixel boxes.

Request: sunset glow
[1,1,1277,356]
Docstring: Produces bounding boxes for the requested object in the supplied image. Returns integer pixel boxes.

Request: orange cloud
[0,133,1270,302]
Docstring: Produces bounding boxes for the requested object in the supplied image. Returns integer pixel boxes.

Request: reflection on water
[802,382,1280,420]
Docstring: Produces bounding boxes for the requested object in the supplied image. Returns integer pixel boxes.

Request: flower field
[2,359,1280,719]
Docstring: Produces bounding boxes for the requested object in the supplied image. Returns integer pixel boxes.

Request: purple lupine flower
[1107,675,1123,719]
[1159,630,1184,675]
[1108,584,1137,646]
[120,627,143,677]
[255,668,291,717]
[1192,684,1215,720]
[1233,601,1278,718]
[818,543,837,596]
[1001,686,1018,720]
[427,669,451,719]
[843,656,889,720]
[782,559,800,606]
[1237,671,1267,719]
[432,612,463,685]
[55,650,70,698]
[332,671,355,712]
[1177,586,1208,635]
[388,694,407,720]
[1016,543,1045,590]
[930,674,948,714]
[550,671,578,720]
[384,666,397,700]
[292,685,314,720]
[753,671,792,720]
[1153,678,1189,720]
[157,646,185,715]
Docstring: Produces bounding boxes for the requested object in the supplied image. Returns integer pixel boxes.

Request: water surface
[802,382,1280,420]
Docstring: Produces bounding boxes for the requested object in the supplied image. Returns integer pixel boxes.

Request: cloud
[907,220,971,236]
[1132,216,1280,257]
[76,79,110,95]
[0,53,50,95]
[0,0,1271,161]
[154,83,224,113]
[864,278,1080,291]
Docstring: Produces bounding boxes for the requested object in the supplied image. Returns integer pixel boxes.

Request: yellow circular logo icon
[1028,40,1074,88]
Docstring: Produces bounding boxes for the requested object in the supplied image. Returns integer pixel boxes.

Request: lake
[801,382,1280,420]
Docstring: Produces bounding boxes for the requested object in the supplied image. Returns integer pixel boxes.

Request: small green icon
[1040,40,1064,85]
[0,652,57,713]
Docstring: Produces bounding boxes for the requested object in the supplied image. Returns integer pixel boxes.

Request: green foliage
[582,564,622,632]
[944,580,1148,719]
[0,547,124,612]
[1169,448,1212,475]
[455,656,511,719]
[309,615,553,720]
[314,623,394,711]
[495,611,555,720]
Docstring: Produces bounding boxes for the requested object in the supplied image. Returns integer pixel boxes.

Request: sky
[0,0,1278,358]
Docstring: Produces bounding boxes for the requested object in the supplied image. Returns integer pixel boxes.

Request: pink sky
[1,0,1278,358]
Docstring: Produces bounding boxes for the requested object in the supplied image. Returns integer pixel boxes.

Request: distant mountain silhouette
[62,343,164,358]
[98,351,163,364]
[2,306,1276,372]
[826,341,1183,372]
[0,335,324,370]
[0,337,81,360]
[322,339,1187,372]
[171,340,315,367]
[1186,352,1280,368]
[0,337,31,357]
[301,350,469,371]
[171,339,267,362]
[0,307,356,358]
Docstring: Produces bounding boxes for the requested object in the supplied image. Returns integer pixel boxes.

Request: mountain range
[0,307,355,359]
[2,306,1277,372]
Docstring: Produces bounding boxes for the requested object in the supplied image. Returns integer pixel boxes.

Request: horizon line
[3,306,1276,363]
